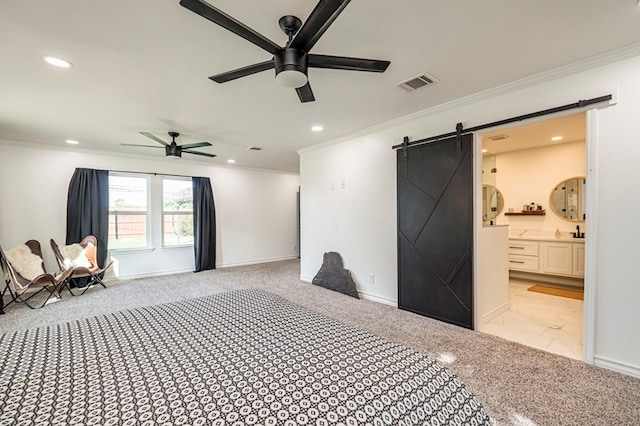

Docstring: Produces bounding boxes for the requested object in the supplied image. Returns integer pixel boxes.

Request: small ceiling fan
[179,0,391,103]
[122,132,216,158]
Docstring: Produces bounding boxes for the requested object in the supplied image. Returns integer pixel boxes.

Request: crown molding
[298,42,640,155]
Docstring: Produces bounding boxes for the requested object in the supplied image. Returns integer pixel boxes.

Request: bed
[0,289,492,425]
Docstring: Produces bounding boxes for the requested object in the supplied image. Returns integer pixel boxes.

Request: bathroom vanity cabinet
[507,240,539,272]
[508,238,585,280]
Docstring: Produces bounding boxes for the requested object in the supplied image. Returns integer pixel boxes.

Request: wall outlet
[341,179,346,189]
[292,245,296,251]
[369,274,375,284]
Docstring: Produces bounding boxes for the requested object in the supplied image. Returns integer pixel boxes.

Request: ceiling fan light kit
[179,0,390,102]
[165,133,183,158]
[274,48,308,88]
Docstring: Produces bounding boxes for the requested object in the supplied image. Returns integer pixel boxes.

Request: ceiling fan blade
[139,132,169,146]
[290,0,351,52]
[296,82,315,103]
[121,144,163,148]
[210,60,275,83]
[180,142,212,149]
[308,54,390,72]
[179,0,281,55]
[182,150,217,158]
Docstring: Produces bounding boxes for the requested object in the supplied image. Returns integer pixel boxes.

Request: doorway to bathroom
[476,112,587,360]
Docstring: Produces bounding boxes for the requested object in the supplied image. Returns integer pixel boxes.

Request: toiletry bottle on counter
[555,228,561,239]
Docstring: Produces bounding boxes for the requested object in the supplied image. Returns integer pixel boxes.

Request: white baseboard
[114,256,298,280]
[357,291,398,307]
[299,276,397,307]
[112,267,194,281]
[482,302,510,324]
[219,255,298,268]
[593,355,640,379]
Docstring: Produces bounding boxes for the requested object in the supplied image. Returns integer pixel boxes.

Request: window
[108,174,149,249]
[162,178,194,246]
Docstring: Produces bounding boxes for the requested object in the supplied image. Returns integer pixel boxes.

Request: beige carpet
[1,260,639,426]
[527,284,584,300]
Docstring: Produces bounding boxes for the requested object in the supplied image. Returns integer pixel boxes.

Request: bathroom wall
[493,139,586,235]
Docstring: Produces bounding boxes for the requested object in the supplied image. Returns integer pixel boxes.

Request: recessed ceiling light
[551,136,563,141]
[227,159,236,164]
[65,139,79,145]
[482,149,488,153]
[44,56,72,68]
[311,125,323,132]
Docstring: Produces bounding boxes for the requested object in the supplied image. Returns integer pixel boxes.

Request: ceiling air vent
[396,73,438,92]
[247,146,263,151]
[488,135,509,141]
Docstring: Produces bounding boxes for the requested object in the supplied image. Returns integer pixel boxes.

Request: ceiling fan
[179,0,391,103]
[122,132,216,158]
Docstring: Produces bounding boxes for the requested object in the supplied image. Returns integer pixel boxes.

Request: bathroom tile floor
[481,280,583,360]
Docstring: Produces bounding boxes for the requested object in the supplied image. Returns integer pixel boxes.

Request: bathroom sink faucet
[572,225,584,238]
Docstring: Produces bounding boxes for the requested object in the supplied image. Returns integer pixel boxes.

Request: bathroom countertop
[508,233,585,243]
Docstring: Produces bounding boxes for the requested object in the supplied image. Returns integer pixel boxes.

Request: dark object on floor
[528,284,584,300]
[312,251,359,299]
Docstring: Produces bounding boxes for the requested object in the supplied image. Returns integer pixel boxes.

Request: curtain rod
[392,94,612,150]
[109,169,195,179]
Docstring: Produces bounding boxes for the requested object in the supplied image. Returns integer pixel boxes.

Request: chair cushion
[60,244,93,269]
[5,245,45,281]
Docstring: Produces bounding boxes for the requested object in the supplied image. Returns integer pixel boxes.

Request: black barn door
[397,134,473,329]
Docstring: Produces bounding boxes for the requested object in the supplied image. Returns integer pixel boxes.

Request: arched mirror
[482,185,504,224]
[549,177,585,221]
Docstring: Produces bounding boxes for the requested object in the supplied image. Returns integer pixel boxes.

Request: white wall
[0,141,299,278]
[494,140,586,234]
[299,134,397,305]
[299,51,640,376]
[476,225,509,327]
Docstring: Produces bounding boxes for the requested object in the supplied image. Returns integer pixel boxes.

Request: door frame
[473,107,603,363]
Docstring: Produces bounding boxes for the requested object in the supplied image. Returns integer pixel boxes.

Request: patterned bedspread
[0,289,492,425]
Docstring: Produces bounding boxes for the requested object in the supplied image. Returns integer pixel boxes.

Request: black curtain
[66,168,109,268]
[192,177,216,272]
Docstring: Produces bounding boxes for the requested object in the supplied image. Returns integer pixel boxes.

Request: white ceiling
[483,113,586,155]
[1,1,639,173]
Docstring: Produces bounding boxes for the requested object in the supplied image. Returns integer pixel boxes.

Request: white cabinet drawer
[508,240,539,256]
[508,254,539,272]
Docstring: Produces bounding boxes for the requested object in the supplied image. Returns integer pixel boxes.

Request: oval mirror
[549,177,585,221]
[482,184,504,224]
